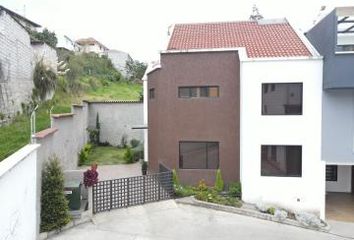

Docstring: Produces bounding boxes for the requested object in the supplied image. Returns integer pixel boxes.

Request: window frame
[261,82,303,116]
[178,86,219,98]
[179,141,219,169]
[326,165,338,182]
[149,88,155,99]
[260,145,302,177]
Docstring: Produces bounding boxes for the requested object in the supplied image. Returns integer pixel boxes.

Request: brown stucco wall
[148,51,240,186]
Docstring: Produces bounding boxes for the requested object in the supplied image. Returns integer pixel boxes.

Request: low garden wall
[0,144,40,240]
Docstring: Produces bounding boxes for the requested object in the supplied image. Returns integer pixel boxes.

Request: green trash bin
[64,181,82,210]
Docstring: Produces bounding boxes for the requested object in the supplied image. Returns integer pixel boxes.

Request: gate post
[88,186,93,216]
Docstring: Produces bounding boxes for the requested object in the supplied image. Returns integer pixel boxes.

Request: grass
[0,81,142,161]
[82,146,128,165]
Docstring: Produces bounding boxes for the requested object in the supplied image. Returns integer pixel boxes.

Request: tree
[125,59,147,81]
[40,156,71,232]
[33,61,57,101]
[31,28,58,48]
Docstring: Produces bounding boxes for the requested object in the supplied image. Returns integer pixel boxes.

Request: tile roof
[167,20,312,58]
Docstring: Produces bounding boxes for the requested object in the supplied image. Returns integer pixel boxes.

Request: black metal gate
[92,171,173,214]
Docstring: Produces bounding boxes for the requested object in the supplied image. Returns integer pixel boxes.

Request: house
[145,19,325,218]
[105,49,132,78]
[306,6,354,221]
[57,34,80,52]
[75,37,109,55]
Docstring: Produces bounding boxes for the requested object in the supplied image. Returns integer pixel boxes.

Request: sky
[1,0,353,62]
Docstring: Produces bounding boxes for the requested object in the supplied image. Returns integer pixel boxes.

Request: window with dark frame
[261,145,302,177]
[178,86,219,98]
[179,141,219,169]
[262,83,303,115]
[149,88,155,99]
[326,165,338,181]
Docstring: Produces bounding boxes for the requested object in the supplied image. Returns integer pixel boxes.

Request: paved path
[79,162,141,181]
[51,200,353,240]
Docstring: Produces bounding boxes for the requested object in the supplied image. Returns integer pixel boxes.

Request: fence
[92,171,173,214]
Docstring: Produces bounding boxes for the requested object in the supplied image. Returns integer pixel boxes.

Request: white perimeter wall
[326,165,352,192]
[0,144,40,240]
[240,58,325,218]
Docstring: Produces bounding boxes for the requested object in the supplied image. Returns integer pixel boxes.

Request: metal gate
[92,171,173,214]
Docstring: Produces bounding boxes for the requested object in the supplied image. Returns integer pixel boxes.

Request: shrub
[130,139,140,148]
[175,185,195,198]
[196,179,208,192]
[267,207,276,215]
[228,182,242,198]
[120,134,128,148]
[87,128,99,144]
[78,143,92,166]
[40,156,71,232]
[124,147,134,163]
[214,169,224,192]
[33,61,57,101]
[84,163,99,187]
[131,143,143,161]
[172,169,180,187]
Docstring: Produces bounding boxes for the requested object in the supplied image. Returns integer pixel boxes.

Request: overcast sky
[2,0,353,62]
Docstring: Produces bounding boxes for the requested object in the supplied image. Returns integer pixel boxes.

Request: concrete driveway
[51,200,353,240]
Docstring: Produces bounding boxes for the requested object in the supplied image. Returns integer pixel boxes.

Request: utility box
[64,181,82,210]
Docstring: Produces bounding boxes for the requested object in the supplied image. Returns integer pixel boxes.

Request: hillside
[0,52,144,161]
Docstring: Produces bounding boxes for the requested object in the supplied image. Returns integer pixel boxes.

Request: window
[326,165,338,181]
[149,88,155,99]
[179,142,219,169]
[261,145,302,177]
[178,86,219,98]
[336,11,354,52]
[262,83,303,115]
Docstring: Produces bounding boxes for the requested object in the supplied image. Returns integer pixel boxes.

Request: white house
[76,37,109,56]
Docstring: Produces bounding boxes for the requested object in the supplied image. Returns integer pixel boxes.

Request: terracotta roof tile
[167,20,312,58]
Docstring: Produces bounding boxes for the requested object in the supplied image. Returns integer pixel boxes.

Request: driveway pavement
[51,200,353,240]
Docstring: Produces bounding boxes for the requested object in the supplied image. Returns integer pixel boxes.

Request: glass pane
[180,142,207,169]
[149,89,154,99]
[262,83,302,115]
[209,87,219,97]
[261,145,302,177]
[190,87,198,97]
[207,142,219,169]
[200,87,209,97]
[179,87,190,98]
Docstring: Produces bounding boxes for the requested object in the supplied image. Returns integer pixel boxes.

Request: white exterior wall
[0,144,40,240]
[240,58,325,218]
[32,43,58,72]
[88,102,144,146]
[322,89,354,164]
[106,50,131,77]
[326,165,352,192]
[0,10,34,118]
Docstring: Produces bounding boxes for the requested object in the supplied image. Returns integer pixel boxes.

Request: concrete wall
[36,104,88,170]
[0,144,40,240]
[0,10,34,118]
[32,43,58,73]
[88,101,144,146]
[322,89,354,164]
[240,58,325,218]
[326,165,352,192]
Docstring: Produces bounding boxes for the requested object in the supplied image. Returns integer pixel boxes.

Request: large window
[262,83,303,115]
[326,165,338,181]
[178,86,219,98]
[261,145,302,177]
[149,88,155,99]
[179,142,219,169]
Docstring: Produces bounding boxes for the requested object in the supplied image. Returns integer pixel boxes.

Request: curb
[39,213,92,240]
[175,197,331,233]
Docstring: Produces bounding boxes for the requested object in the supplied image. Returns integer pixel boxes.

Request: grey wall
[306,10,354,89]
[322,89,354,164]
[88,102,143,146]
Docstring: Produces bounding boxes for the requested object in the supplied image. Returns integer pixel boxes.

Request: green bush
[228,182,242,198]
[174,185,195,198]
[131,143,143,161]
[78,143,92,166]
[172,169,180,187]
[214,169,224,192]
[40,156,71,232]
[267,207,276,215]
[124,147,134,163]
[130,139,140,148]
[33,61,57,101]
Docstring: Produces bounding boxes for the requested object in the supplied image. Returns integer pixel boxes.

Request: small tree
[40,156,70,232]
[214,169,224,192]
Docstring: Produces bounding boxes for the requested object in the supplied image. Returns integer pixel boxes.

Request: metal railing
[92,171,173,214]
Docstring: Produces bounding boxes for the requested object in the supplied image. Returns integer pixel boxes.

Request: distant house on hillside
[0,5,58,120]
[57,34,80,52]
[76,37,109,55]
[105,49,132,77]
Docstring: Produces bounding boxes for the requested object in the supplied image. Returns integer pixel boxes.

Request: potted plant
[141,161,148,175]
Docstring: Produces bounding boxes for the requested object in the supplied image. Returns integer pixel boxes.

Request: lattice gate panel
[92,171,173,214]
